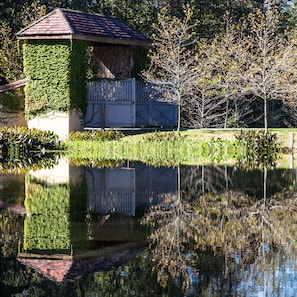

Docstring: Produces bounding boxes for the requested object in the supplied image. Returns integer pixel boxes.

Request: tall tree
[142,6,198,131]
[238,7,297,131]
[91,0,158,36]
[0,1,46,83]
[185,15,258,129]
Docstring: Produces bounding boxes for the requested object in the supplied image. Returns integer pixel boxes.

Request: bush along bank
[236,130,280,169]
[0,127,60,159]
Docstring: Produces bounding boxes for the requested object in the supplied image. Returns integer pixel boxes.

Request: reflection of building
[86,162,178,216]
[85,167,136,216]
[23,175,71,253]
[17,160,177,282]
[18,242,145,283]
[18,258,72,282]
[0,173,25,206]
[135,163,178,209]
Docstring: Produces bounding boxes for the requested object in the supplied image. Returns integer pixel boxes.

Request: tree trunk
[177,101,181,131]
[264,98,268,133]
[224,97,229,129]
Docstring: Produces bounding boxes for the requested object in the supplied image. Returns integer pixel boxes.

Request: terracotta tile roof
[18,258,73,282]
[17,8,151,46]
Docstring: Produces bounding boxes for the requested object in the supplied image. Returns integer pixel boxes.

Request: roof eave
[18,35,71,40]
[73,34,151,47]
[18,34,152,47]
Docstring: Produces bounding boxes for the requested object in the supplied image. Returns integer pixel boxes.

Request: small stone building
[17,8,151,139]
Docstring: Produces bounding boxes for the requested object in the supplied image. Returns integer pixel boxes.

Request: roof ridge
[16,10,56,36]
[56,8,74,34]
[17,8,73,36]
[57,7,118,19]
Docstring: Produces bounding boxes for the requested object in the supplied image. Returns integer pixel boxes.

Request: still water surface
[1,159,297,296]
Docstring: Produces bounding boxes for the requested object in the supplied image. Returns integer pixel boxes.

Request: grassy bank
[64,129,244,166]
[62,128,278,166]
[64,138,242,166]
[70,128,296,148]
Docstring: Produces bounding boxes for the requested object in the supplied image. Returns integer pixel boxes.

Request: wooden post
[290,133,294,151]
[290,133,294,169]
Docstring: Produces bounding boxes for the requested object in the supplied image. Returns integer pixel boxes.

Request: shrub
[0,127,60,158]
[236,130,280,168]
[142,131,185,142]
[68,130,124,141]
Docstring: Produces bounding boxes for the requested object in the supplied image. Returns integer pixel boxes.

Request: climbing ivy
[23,39,88,118]
[69,40,88,112]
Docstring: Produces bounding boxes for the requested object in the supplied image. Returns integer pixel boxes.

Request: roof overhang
[18,34,151,47]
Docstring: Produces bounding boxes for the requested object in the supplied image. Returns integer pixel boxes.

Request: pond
[1,158,297,296]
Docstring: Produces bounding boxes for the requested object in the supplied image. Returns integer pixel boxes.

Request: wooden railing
[87,79,162,102]
[86,78,177,128]
[0,79,26,93]
[87,78,135,102]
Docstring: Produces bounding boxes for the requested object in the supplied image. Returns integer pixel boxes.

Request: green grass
[62,128,297,168]
[63,130,244,166]
[112,128,297,146]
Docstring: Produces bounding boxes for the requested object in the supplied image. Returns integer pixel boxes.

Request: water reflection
[0,90,26,127]
[15,160,177,285]
[0,160,297,296]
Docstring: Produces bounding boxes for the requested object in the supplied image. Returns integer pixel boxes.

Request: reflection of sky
[237,258,297,297]
[180,253,297,296]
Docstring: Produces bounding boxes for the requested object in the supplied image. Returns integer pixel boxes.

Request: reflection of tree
[0,210,24,257]
[181,164,297,199]
[142,165,198,289]
[142,166,297,293]
[181,165,232,199]
[194,190,297,263]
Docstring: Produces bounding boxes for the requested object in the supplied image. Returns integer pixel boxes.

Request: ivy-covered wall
[23,40,88,118]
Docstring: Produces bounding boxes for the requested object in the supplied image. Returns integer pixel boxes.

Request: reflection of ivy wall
[24,176,71,252]
[70,177,88,252]
[0,90,24,112]
[23,40,88,118]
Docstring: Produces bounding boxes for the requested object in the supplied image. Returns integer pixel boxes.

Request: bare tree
[186,38,227,128]
[238,7,297,131]
[142,6,198,131]
[186,16,254,129]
